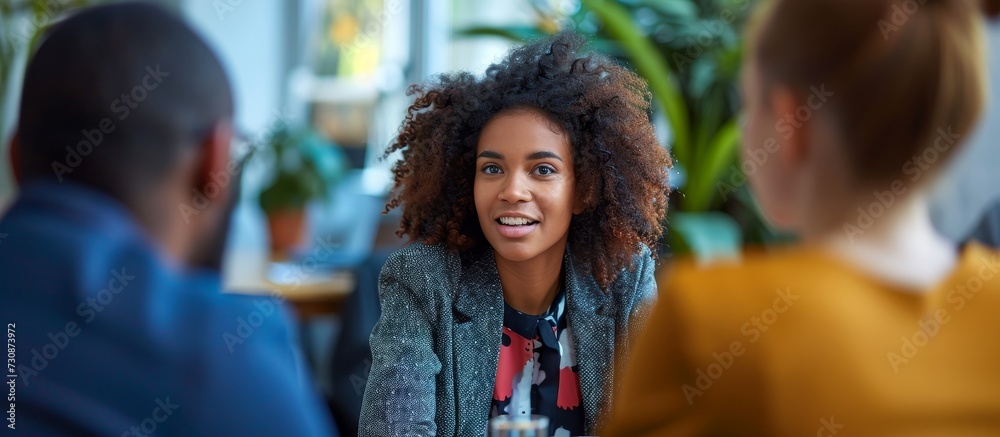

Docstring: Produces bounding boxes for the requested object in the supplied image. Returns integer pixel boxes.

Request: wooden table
[225,250,356,319]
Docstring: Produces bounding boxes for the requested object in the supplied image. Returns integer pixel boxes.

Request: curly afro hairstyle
[384,31,672,289]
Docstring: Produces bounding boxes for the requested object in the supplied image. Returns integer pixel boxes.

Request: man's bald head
[15,2,233,201]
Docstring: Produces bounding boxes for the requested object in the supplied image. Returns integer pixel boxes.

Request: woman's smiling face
[474,109,580,264]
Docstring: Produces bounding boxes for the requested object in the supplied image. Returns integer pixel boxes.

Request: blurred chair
[966,199,1000,247]
[327,207,404,436]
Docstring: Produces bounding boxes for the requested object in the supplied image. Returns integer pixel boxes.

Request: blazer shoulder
[383,242,460,275]
[379,242,463,304]
[610,244,656,293]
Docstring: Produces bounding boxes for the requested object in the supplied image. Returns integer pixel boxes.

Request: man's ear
[192,120,234,204]
[769,86,810,168]
[9,132,22,185]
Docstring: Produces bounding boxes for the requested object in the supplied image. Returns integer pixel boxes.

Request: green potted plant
[258,126,346,257]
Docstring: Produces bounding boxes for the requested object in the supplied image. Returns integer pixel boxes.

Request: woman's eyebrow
[527,151,563,162]
[476,150,564,162]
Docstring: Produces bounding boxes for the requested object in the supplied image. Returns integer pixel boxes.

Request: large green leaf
[635,0,698,20]
[684,116,740,211]
[669,211,742,262]
[455,25,549,42]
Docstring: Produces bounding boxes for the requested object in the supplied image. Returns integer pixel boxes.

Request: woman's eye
[483,164,502,174]
[534,165,556,176]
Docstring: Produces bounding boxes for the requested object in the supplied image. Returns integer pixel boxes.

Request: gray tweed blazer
[359,243,657,436]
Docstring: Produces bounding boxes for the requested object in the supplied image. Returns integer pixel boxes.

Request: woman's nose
[498,172,531,203]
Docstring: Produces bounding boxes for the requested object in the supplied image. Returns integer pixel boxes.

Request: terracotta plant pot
[266,208,307,257]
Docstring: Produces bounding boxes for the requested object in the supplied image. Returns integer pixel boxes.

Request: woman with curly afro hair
[359,32,671,437]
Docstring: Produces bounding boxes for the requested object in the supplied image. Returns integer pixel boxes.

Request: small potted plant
[258,126,346,257]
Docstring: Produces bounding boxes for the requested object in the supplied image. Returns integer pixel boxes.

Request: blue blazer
[359,243,657,436]
[0,182,335,436]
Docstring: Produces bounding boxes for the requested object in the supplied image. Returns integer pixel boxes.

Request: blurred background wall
[930,22,1000,241]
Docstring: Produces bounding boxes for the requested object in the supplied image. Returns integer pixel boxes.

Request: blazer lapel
[563,251,616,433]
[452,249,504,436]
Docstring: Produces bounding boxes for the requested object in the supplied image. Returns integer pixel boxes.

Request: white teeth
[499,217,534,226]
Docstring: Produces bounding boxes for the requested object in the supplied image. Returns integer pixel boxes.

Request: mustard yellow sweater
[603,243,1000,436]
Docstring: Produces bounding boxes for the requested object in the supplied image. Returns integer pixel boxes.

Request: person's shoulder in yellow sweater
[604,242,1000,436]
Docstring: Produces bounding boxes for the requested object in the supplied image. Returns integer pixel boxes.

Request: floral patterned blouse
[490,289,585,437]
